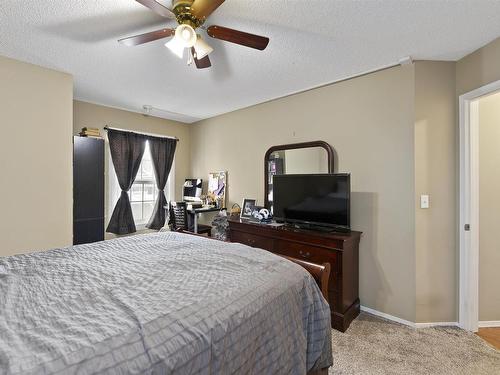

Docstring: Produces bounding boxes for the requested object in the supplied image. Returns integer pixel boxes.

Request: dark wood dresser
[228,218,362,332]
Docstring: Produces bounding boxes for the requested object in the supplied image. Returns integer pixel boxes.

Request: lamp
[193,35,214,60]
[166,37,185,59]
[176,24,197,47]
[166,24,198,59]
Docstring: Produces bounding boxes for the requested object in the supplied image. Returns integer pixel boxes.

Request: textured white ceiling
[1,1,500,123]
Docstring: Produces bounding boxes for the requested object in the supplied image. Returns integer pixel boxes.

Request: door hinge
[464,224,470,231]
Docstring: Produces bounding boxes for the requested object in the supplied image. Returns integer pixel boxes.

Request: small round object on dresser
[257,208,271,221]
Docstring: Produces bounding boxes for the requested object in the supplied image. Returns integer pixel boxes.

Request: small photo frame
[241,199,256,220]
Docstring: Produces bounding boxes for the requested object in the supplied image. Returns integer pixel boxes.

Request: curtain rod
[103,126,179,141]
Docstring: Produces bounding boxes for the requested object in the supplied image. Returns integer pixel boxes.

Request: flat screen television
[273,174,350,231]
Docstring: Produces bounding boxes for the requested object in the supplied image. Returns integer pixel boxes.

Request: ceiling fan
[118,0,270,69]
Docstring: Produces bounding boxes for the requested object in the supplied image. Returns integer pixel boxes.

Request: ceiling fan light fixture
[166,24,197,58]
[175,24,197,48]
[193,35,214,60]
[120,0,271,70]
[165,37,185,59]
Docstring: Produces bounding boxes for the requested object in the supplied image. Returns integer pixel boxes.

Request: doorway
[459,79,500,334]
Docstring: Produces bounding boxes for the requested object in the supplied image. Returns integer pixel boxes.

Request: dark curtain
[106,130,147,234]
[146,136,177,230]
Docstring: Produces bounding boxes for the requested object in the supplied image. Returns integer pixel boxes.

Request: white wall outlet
[420,195,430,209]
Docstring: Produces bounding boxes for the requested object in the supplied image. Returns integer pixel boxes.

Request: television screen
[273,174,350,229]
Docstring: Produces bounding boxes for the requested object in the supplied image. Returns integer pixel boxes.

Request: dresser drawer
[230,230,274,251]
[274,241,339,272]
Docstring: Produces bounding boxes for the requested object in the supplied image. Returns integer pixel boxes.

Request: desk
[188,206,222,234]
[163,204,223,234]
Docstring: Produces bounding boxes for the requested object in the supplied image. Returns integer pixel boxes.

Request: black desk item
[169,202,212,236]
[190,206,221,234]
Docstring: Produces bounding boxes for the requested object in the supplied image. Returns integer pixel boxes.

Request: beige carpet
[329,312,500,375]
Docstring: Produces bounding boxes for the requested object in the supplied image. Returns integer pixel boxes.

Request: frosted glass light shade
[165,37,185,59]
[193,35,214,60]
[175,24,197,48]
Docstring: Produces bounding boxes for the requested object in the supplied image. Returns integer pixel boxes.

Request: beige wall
[478,92,500,321]
[456,37,500,96]
[0,56,73,256]
[414,61,457,322]
[191,65,417,322]
[73,101,191,230]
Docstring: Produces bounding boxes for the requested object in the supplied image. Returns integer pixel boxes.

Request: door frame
[459,79,500,332]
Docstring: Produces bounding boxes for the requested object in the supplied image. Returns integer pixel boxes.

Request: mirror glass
[267,146,330,208]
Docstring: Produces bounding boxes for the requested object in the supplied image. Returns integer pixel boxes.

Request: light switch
[420,195,430,209]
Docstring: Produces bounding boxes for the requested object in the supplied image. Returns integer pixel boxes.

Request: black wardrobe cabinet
[73,136,105,245]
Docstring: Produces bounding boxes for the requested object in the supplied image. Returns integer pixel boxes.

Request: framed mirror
[264,141,334,210]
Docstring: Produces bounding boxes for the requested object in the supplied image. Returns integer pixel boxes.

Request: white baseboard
[360,306,416,328]
[414,321,459,328]
[361,306,458,328]
[478,321,500,328]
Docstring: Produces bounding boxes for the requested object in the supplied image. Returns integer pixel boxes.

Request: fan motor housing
[172,0,203,28]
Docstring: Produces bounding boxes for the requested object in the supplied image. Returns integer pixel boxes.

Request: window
[108,140,174,228]
[129,142,157,225]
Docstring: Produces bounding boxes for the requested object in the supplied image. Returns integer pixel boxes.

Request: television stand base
[289,222,350,234]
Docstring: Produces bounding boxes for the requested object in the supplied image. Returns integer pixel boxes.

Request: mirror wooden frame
[264,141,335,208]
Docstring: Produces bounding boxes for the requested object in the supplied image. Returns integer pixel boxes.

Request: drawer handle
[299,250,311,259]
[247,239,256,245]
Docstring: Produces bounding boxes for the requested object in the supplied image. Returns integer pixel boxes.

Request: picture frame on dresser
[240,199,256,219]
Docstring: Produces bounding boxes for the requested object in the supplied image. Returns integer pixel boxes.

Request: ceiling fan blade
[135,0,175,18]
[118,28,175,46]
[190,0,225,20]
[207,25,269,50]
[191,47,212,69]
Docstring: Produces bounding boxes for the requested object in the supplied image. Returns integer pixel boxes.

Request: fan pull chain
[187,49,194,66]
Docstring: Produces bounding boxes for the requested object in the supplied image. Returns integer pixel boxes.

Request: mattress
[0,231,332,374]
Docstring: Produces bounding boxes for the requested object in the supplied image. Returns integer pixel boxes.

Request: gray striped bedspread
[0,231,332,374]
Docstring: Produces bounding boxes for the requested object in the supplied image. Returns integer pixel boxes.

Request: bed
[0,231,332,374]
